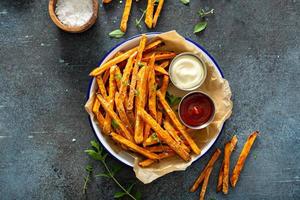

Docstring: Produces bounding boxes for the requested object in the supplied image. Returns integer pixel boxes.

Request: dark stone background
[0,0,299,199]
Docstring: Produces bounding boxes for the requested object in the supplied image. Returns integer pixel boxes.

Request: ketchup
[179,93,214,127]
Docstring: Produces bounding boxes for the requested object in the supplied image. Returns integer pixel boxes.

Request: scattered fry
[152,0,165,28]
[145,0,154,28]
[222,135,238,194]
[120,0,133,32]
[111,132,159,160]
[138,108,191,161]
[157,90,201,155]
[231,131,258,187]
[190,149,221,192]
[199,165,213,200]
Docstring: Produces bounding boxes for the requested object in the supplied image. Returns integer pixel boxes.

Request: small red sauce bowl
[178,91,215,129]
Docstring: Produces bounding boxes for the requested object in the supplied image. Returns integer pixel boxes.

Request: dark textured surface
[0,0,299,199]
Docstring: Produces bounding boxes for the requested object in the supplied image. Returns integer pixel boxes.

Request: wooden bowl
[48,0,99,33]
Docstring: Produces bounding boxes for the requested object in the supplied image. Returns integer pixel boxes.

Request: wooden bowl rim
[48,0,99,33]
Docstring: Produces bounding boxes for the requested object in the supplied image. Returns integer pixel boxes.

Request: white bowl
[87,33,225,167]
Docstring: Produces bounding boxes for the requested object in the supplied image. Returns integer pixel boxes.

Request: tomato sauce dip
[179,92,215,128]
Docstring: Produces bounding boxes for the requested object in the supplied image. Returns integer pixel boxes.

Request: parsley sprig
[166,91,182,107]
[84,140,141,200]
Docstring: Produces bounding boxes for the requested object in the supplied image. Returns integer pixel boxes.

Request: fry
[102,0,112,3]
[145,145,173,153]
[95,109,105,128]
[139,152,175,167]
[217,161,224,193]
[144,135,160,146]
[163,120,190,153]
[199,165,213,200]
[127,34,147,112]
[156,60,170,69]
[111,132,159,160]
[157,90,201,155]
[103,69,110,84]
[139,108,191,161]
[231,131,258,187]
[190,149,221,192]
[92,98,101,114]
[142,51,176,62]
[120,0,133,32]
[103,66,117,134]
[152,0,165,28]
[222,135,238,194]
[114,66,122,91]
[90,39,163,76]
[97,94,133,141]
[143,55,157,144]
[119,52,136,102]
[145,0,154,28]
[148,54,157,118]
[96,76,108,97]
[155,66,169,76]
[115,92,133,134]
[134,66,148,144]
[156,75,169,124]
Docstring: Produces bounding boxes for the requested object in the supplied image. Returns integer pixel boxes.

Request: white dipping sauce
[170,54,205,90]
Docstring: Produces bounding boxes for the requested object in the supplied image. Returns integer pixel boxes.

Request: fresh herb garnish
[154,0,160,6]
[180,0,190,5]
[115,73,122,80]
[138,62,144,68]
[134,89,140,97]
[198,8,214,18]
[194,8,214,34]
[109,29,125,38]
[83,165,93,194]
[194,21,207,33]
[151,133,160,142]
[85,140,141,200]
[135,9,147,30]
[112,119,119,129]
[166,91,182,107]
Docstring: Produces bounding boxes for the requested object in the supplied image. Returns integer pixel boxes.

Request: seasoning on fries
[231,131,258,187]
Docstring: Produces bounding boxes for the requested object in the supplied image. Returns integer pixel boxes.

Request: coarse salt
[55,0,93,27]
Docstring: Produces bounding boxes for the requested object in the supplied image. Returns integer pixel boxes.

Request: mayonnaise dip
[169,53,206,90]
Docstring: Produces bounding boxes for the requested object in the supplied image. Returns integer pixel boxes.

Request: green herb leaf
[127,183,135,193]
[115,73,122,80]
[114,191,127,198]
[112,119,119,129]
[90,140,100,152]
[138,62,144,68]
[95,173,111,178]
[134,191,142,200]
[166,91,182,107]
[109,29,125,39]
[180,0,190,5]
[102,153,108,162]
[111,165,123,176]
[85,165,93,172]
[151,133,160,142]
[134,89,140,97]
[194,21,207,33]
[84,149,102,161]
[135,9,147,30]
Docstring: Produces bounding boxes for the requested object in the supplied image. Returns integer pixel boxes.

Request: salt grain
[55,0,93,27]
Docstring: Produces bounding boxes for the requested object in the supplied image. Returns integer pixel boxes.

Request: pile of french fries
[190,131,258,200]
[90,34,201,167]
[105,0,165,33]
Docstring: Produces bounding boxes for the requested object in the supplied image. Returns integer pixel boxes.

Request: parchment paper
[85,31,233,184]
